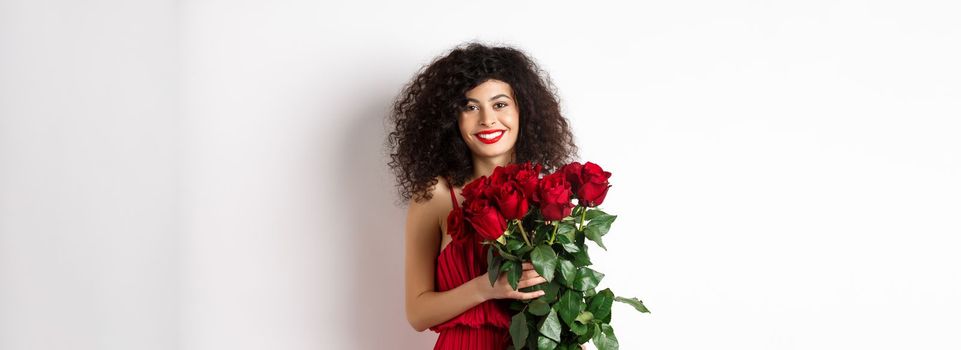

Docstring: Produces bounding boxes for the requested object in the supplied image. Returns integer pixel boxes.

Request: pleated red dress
[430,177,512,349]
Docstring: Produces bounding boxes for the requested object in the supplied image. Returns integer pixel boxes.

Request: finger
[512,289,546,300]
[517,276,548,289]
[522,262,534,270]
[521,269,542,279]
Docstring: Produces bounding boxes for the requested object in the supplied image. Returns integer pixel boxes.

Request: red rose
[560,162,583,190]
[445,206,468,241]
[493,182,529,220]
[487,164,521,199]
[462,175,489,202]
[513,162,542,201]
[464,199,508,241]
[577,162,611,207]
[489,164,517,186]
[536,172,574,221]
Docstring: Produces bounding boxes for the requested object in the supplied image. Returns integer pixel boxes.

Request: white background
[1,1,959,349]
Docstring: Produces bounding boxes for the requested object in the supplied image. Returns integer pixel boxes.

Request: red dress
[430,177,512,349]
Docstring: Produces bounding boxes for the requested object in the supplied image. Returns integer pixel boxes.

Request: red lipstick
[474,129,506,144]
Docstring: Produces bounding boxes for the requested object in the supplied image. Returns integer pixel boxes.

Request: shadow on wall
[332,87,437,349]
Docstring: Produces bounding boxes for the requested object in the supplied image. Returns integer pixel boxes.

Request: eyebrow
[466,94,513,103]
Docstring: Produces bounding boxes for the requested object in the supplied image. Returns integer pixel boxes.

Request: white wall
[0,0,180,349]
[2,1,959,349]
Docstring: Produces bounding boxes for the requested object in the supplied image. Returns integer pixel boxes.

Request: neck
[470,149,516,181]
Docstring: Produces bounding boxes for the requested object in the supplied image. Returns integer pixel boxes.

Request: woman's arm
[403,188,486,332]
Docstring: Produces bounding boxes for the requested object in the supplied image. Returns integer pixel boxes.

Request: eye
[494,102,508,109]
[463,105,478,111]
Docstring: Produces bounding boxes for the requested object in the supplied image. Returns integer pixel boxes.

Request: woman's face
[458,79,520,161]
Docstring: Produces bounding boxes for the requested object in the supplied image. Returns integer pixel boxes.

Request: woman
[388,42,578,349]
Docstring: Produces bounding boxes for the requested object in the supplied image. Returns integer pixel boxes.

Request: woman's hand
[477,261,548,301]
[473,262,583,349]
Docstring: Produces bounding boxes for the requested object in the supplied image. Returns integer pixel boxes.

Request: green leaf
[557,259,576,288]
[570,319,589,335]
[584,227,607,250]
[615,296,650,313]
[594,323,619,350]
[510,311,528,350]
[585,213,616,236]
[588,288,614,323]
[506,238,526,251]
[584,214,615,251]
[527,328,539,350]
[517,244,535,256]
[534,225,552,245]
[538,308,562,342]
[584,209,610,220]
[500,260,513,274]
[554,228,578,253]
[558,242,579,254]
[571,245,591,267]
[556,223,577,242]
[507,260,522,290]
[574,310,594,324]
[540,280,561,303]
[555,289,585,326]
[537,335,558,350]
[528,299,551,316]
[576,321,595,344]
[496,243,522,261]
[592,324,604,350]
[488,248,502,287]
[530,244,558,282]
[573,267,604,291]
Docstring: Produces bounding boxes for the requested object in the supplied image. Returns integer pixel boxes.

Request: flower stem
[547,221,559,245]
[515,219,532,247]
[578,206,587,231]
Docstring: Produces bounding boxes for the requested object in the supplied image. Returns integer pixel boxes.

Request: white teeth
[478,131,504,140]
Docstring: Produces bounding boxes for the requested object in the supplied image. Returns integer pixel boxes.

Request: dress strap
[445,177,459,210]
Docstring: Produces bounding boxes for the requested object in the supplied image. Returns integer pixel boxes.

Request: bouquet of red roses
[460,161,649,350]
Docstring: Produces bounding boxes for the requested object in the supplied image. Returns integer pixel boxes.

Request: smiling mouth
[475,130,505,144]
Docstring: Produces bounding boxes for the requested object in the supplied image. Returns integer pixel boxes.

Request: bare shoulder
[429,175,451,199]
[408,176,449,209]
[405,176,450,234]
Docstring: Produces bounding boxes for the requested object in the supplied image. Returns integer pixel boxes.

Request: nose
[479,108,497,127]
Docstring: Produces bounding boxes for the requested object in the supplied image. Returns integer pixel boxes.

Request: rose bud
[577,162,612,207]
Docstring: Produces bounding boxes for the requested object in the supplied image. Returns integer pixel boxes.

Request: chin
[473,146,515,159]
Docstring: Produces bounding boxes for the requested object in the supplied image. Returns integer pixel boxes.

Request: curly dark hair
[386,41,578,204]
